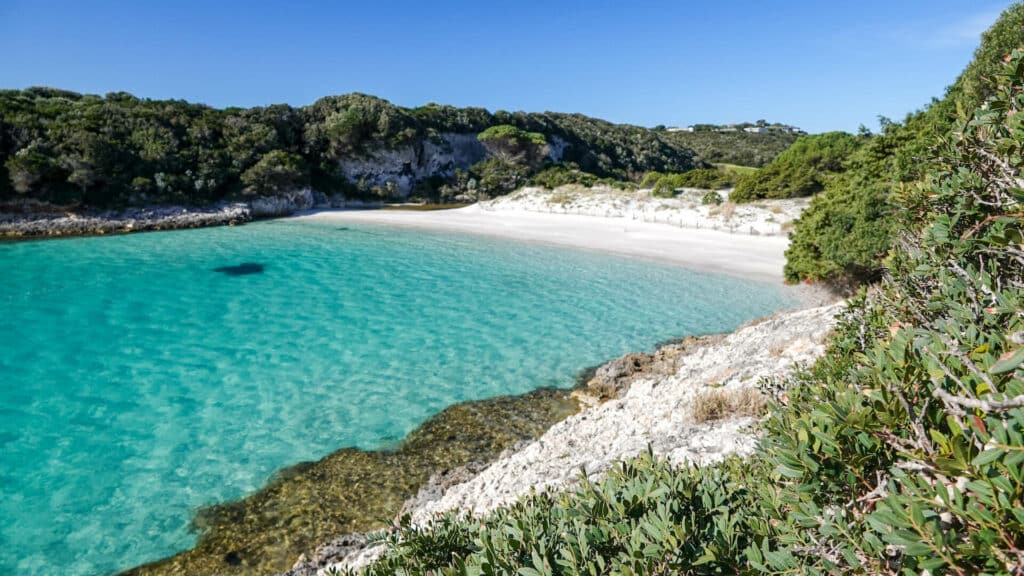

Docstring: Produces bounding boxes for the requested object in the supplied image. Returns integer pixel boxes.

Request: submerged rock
[120,388,578,576]
[213,263,265,276]
[309,303,843,574]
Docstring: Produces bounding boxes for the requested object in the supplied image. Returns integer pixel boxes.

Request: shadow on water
[212,263,265,276]
[337,227,384,236]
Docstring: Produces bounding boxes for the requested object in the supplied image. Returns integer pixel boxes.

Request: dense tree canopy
[730,131,862,203]
[476,125,548,166]
[661,128,799,167]
[0,91,702,208]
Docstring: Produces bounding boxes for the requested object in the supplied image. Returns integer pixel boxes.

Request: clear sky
[0,0,1013,133]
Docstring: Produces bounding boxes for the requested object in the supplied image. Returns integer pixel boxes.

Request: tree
[731,131,861,202]
[240,150,306,196]
[477,125,549,166]
[5,145,60,196]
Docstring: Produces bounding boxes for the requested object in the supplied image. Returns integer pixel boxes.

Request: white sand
[488,186,808,237]
[290,204,791,284]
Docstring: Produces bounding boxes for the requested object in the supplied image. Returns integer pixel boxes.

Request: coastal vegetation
[0,91,702,208]
[660,125,801,167]
[782,3,1024,283]
[528,163,636,191]
[640,168,736,198]
[340,8,1024,576]
[729,131,862,203]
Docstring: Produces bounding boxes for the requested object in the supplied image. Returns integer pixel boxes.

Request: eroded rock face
[338,133,488,196]
[337,133,568,196]
[582,335,721,400]
[248,189,316,218]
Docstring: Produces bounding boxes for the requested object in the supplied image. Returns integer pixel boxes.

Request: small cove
[0,220,798,575]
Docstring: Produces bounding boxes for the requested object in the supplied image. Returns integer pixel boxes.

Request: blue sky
[0,1,1013,133]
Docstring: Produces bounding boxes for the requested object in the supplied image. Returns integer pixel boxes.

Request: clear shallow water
[0,220,796,575]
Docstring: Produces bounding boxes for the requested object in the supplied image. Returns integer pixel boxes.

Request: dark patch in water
[213,263,265,276]
[223,552,242,566]
[337,227,383,236]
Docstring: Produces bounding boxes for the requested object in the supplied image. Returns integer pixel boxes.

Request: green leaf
[972,448,1005,467]
[775,465,805,479]
[991,348,1024,374]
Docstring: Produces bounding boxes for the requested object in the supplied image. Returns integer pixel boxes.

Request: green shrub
[468,158,529,199]
[676,168,733,190]
[701,190,723,206]
[477,124,549,166]
[651,177,678,198]
[239,150,306,196]
[662,129,799,167]
[783,2,1024,284]
[644,168,733,198]
[730,131,861,203]
[348,31,1024,576]
[782,174,892,283]
[639,171,664,188]
[529,164,598,189]
[355,453,763,576]
[755,52,1024,573]
[477,124,548,147]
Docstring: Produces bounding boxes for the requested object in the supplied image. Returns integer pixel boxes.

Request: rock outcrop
[580,335,720,401]
[338,133,488,196]
[0,190,382,239]
[248,188,316,218]
[0,203,253,238]
[337,133,569,196]
[284,302,843,575]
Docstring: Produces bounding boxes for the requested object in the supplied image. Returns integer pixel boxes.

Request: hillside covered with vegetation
[0,92,702,209]
[782,3,1024,284]
[661,126,800,167]
[729,131,863,203]
[335,7,1024,576]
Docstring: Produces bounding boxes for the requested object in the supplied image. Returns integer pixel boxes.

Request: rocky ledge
[283,302,844,575]
[0,189,381,239]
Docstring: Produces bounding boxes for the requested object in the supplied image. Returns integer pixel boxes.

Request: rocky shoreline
[0,189,380,239]
[281,302,843,575]
[115,300,840,576]
[120,387,581,576]
[6,186,841,574]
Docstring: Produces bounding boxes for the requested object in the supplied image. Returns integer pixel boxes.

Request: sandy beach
[290,204,791,284]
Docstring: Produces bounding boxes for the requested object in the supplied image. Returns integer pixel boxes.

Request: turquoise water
[0,220,796,575]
